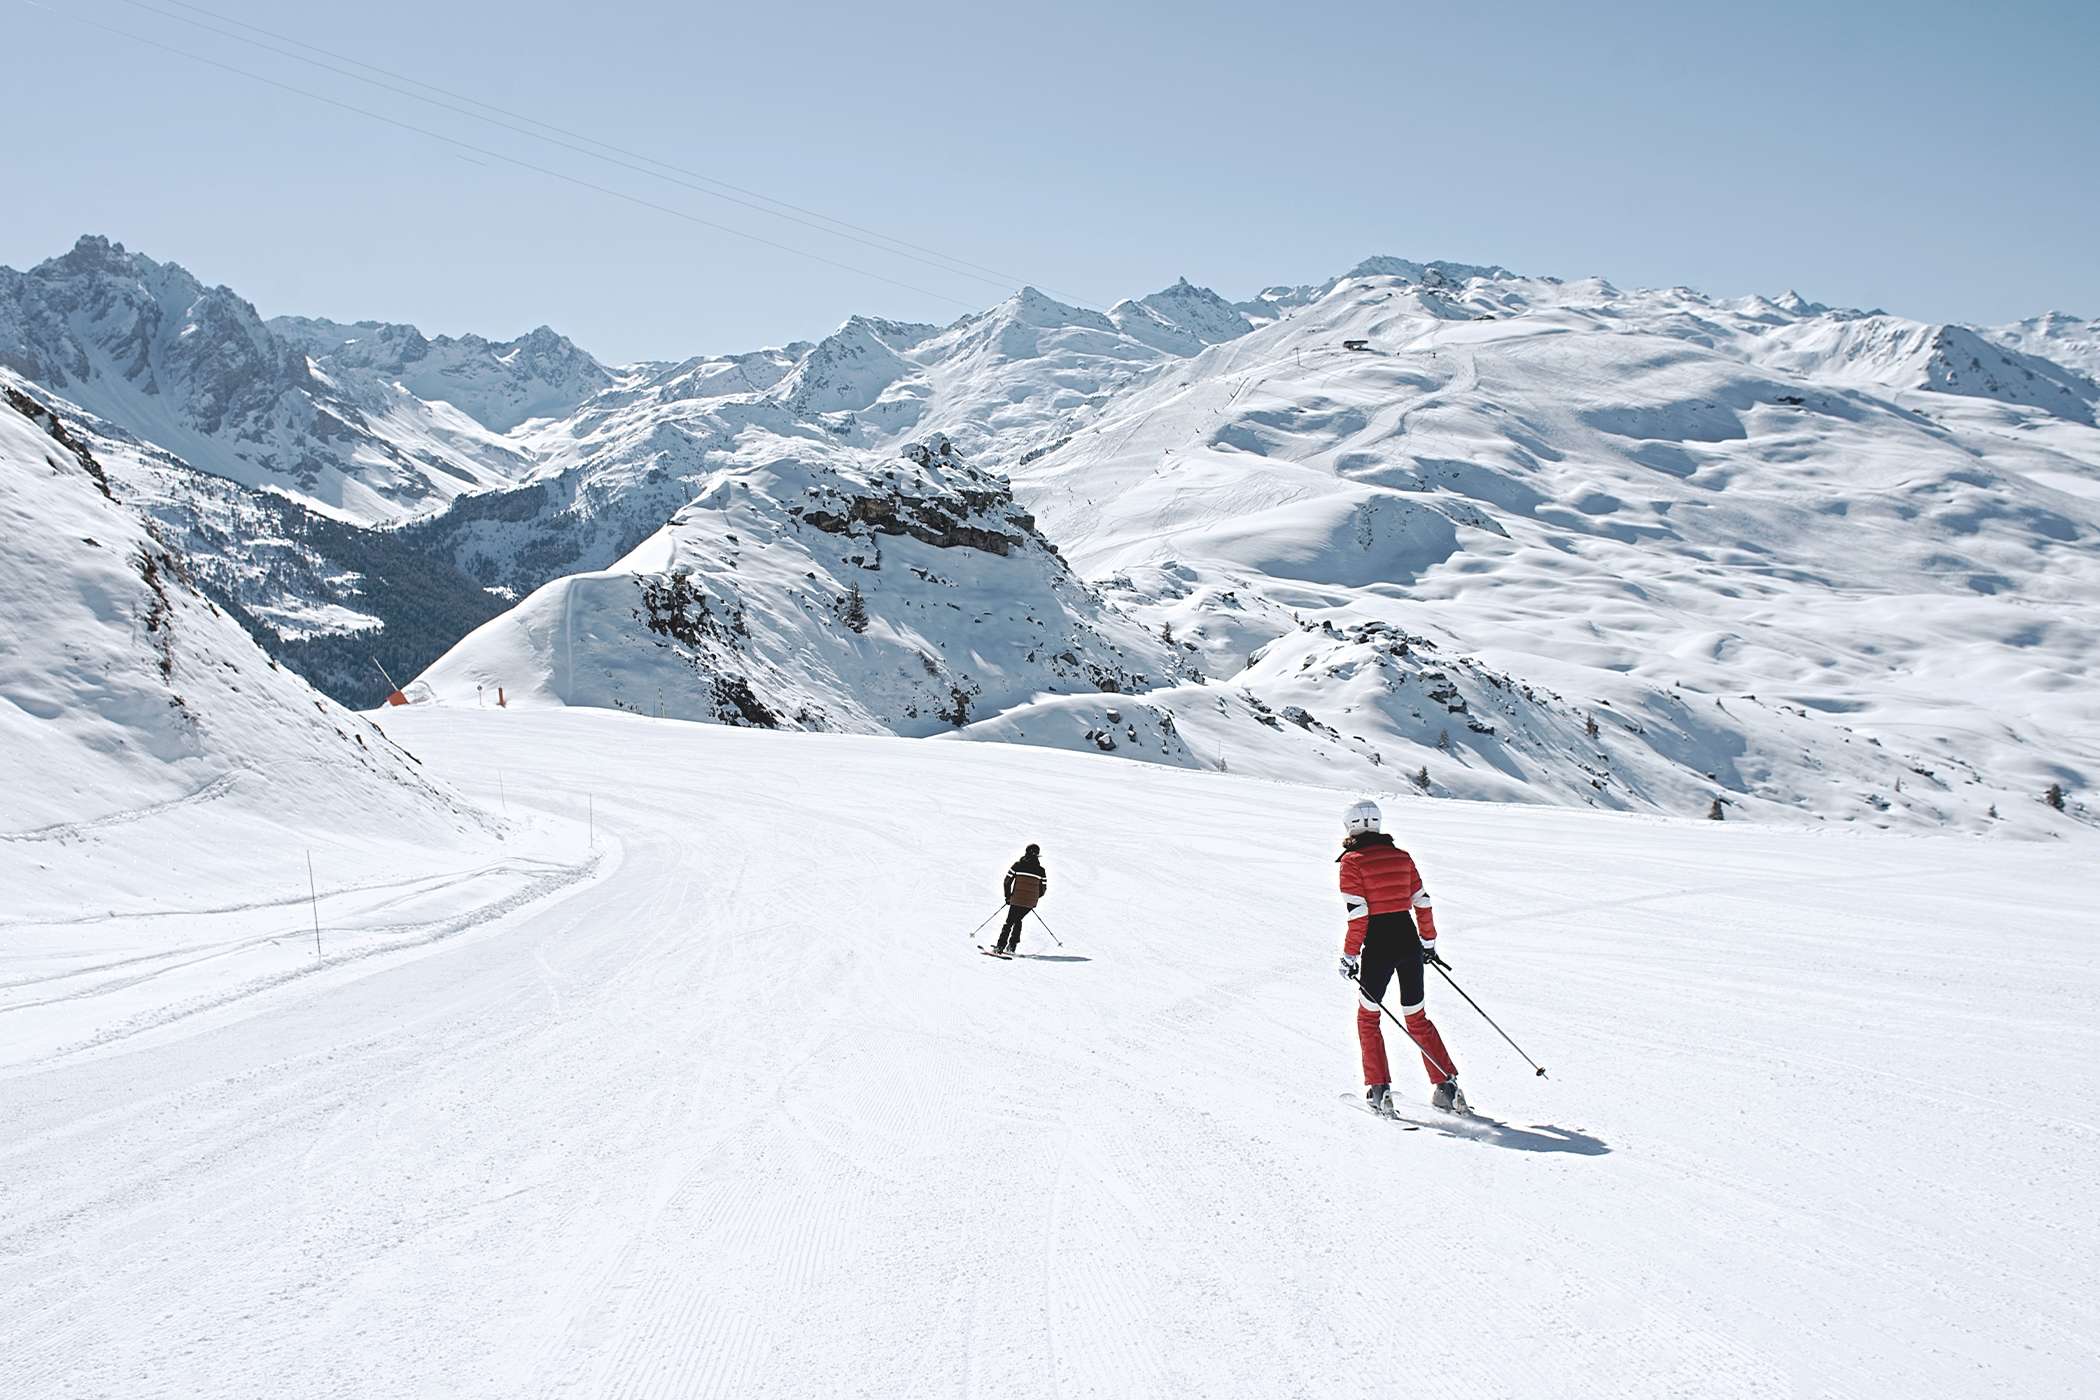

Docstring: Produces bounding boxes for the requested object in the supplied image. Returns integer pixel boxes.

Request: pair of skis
[1345,1093,1422,1129]
[969,907,1063,960]
[1343,1092,1487,1129]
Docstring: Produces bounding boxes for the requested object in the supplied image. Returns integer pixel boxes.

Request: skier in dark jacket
[994,845,1047,956]
[1337,799,1465,1116]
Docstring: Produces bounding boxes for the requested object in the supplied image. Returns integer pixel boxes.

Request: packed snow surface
[3,708,2093,1398]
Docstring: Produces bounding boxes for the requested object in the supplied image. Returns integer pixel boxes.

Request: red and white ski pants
[1355,913,1456,1087]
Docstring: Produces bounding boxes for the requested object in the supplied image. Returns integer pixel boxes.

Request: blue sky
[7,0,2096,361]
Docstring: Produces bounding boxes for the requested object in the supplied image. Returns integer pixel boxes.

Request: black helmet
[1024,843,1040,856]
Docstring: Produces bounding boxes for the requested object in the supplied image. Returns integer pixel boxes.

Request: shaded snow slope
[0,384,500,923]
[3,707,2092,1396]
[418,434,1174,733]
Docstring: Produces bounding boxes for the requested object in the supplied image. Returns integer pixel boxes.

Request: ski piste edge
[1341,1093,1421,1128]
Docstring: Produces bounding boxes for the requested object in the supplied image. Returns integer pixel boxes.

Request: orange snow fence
[498,687,507,708]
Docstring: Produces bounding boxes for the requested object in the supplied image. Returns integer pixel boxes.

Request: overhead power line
[111,0,1068,300]
[24,0,989,312]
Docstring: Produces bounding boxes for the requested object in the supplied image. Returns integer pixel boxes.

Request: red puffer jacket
[1338,832,1438,957]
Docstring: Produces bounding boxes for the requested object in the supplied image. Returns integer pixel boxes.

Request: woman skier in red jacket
[1337,799,1466,1116]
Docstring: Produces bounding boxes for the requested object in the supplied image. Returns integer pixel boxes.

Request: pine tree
[1160,621,1174,645]
[1585,713,1600,740]
[839,582,869,634]
[2045,782,2067,812]
[1437,728,1451,752]
[1708,797,1726,821]
[1414,765,1431,791]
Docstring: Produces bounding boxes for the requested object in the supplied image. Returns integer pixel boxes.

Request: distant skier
[993,844,1048,956]
[1336,800,1466,1115]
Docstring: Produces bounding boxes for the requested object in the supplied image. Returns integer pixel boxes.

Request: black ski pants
[1357,911,1425,1010]
[996,905,1028,954]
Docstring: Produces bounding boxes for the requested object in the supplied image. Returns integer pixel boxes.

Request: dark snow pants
[996,906,1027,955]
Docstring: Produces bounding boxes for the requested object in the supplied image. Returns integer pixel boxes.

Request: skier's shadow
[1394,1112,1611,1155]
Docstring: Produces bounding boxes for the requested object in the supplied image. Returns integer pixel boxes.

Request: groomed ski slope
[3,710,2095,1399]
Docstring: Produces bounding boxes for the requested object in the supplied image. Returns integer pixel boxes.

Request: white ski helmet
[1343,799,1382,835]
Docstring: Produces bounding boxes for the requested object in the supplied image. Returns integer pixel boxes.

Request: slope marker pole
[305,850,322,959]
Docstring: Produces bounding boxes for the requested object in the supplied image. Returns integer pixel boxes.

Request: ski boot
[1431,1078,1469,1114]
[1365,1083,1395,1117]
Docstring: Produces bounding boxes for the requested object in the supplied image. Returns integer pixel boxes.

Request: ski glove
[1421,943,1449,970]
[1339,954,1361,981]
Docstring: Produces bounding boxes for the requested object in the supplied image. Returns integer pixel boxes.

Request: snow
[0,239,591,523]
[11,238,2099,834]
[409,264,2100,836]
[0,386,520,1060]
[8,230,2098,1394]
[417,432,1173,732]
[3,706,2093,1396]
[992,271,2100,832]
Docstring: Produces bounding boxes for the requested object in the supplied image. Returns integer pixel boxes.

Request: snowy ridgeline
[0,385,510,932]
[417,433,1175,732]
[5,239,2098,834]
[420,269,2100,835]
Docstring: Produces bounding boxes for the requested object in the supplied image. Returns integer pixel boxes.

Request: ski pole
[966,906,1003,940]
[1429,962,1547,1077]
[1028,910,1064,947]
[1350,975,1457,1082]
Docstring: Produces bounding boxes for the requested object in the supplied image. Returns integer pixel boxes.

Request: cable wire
[22,0,990,312]
[109,0,1071,300]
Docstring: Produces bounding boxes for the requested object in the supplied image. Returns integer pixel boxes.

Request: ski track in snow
[1,709,2096,1398]
[0,773,244,844]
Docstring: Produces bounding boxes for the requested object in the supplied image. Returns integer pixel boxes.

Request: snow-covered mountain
[416,264,2098,833]
[420,432,1175,733]
[0,237,573,520]
[271,315,614,434]
[0,382,498,923]
[5,234,2095,833]
[990,269,2100,831]
[1985,310,2100,383]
